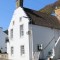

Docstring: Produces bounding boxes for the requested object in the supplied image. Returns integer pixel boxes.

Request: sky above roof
[0,0,57,30]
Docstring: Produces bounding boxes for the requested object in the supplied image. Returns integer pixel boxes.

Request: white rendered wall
[8,7,31,60]
[0,27,8,53]
[31,24,60,59]
[7,6,60,60]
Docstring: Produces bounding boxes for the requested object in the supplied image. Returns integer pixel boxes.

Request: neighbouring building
[0,27,8,53]
[7,0,60,60]
[53,7,60,60]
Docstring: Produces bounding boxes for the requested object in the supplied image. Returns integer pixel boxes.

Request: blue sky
[0,0,57,30]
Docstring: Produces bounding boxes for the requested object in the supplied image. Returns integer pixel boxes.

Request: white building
[0,27,8,53]
[7,0,60,60]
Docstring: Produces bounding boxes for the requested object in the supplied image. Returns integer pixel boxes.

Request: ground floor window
[11,47,14,55]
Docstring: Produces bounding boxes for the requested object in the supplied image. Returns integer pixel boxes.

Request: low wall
[0,53,8,59]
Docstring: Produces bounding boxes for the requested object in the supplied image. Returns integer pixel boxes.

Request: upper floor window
[20,17,22,22]
[20,25,24,37]
[5,37,9,43]
[13,21,14,25]
[10,29,13,39]
[20,45,25,55]
[11,47,14,55]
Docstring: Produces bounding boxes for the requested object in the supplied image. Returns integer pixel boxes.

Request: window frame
[19,17,22,22]
[10,29,13,39]
[20,24,24,37]
[11,47,14,55]
[13,21,14,25]
[20,45,25,55]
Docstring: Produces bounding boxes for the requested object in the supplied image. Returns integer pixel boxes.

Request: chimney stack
[16,0,23,8]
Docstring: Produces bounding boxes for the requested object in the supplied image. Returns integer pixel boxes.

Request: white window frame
[13,21,14,25]
[19,17,22,22]
[11,47,14,55]
[20,45,25,55]
[10,29,13,39]
[20,25,24,37]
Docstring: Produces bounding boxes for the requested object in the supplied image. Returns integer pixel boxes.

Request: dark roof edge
[4,30,8,35]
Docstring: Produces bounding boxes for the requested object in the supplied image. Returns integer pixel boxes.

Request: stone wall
[0,54,8,59]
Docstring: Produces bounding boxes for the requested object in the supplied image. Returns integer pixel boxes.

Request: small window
[13,21,14,25]
[5,37,9,43]
[20,45,25,55]
[11,47,14,55]
[10,29,13,39]
[20,25,24,37]
[20,17,22,22]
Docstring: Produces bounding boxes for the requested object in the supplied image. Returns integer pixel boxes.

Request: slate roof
[23,7,60,29]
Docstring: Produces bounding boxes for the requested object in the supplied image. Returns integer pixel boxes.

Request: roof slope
[39,0,60,15]
[4,30,8,35]
[23,7,60,29]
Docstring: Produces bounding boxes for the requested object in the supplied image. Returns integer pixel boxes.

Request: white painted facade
[7,6,60,60]
[0,27,8,53]
[7,7,30,60]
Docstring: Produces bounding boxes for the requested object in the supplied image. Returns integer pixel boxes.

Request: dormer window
[20,25,24,37]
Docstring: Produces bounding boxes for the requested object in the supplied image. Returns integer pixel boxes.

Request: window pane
[10,29,13,38]
[20,45,25,55]
[11,47,13,55]
[20,25,24,37]
[13,21,14,25]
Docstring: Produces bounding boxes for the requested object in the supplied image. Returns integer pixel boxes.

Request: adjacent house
[0,27,8,53]
[7,0,60,60]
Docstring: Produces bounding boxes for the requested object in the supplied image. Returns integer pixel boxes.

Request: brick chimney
[16,0,23,8]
